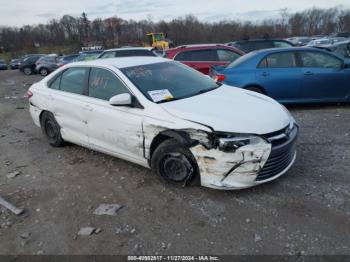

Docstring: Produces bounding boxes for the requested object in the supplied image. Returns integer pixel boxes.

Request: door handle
[261,72,269,77]
[304,71,314,76]
[84,105,93,112]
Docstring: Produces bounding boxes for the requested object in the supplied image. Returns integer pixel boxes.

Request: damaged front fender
[190,136,271,190]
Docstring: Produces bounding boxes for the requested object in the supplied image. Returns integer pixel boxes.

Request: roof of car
[251,47,329,54]
[69,56,170,69]
[233,39,292,43]
[167,44,245,55]
[102,47,154,52]
[173,44,226,48]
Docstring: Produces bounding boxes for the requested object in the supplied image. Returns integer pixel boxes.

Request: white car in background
[27,57,298,190]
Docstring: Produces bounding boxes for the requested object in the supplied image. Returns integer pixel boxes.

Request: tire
[40,111,64,147]
[39,68,49,76]
[151,138,198,187]
[23,67,32,75]
[246,86,264,94]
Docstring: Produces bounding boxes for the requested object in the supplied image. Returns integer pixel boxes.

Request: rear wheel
[23,67,32,75]
[40,112,64,147]
[246,86,264,94]
[151,139,198,187]
[39,68,49,76]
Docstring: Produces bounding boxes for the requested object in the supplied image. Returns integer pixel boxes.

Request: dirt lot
[0,69,349,255]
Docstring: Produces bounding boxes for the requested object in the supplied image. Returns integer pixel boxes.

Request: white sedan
[28,57,298,190]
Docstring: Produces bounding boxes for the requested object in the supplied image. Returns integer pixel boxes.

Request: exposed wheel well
[149,133,171,160]
[149,130,194,160]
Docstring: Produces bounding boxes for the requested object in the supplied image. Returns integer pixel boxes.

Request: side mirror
[109,93,132,106]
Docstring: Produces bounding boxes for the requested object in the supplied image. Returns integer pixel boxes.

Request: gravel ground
[0,69,349,255]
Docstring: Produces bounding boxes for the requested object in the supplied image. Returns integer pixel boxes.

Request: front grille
[256,125,298,181]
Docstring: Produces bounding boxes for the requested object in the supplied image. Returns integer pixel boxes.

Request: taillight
[214,74,226,82]
[26,90,33,98]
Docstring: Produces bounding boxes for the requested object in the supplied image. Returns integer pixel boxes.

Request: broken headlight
[218,136,261,152]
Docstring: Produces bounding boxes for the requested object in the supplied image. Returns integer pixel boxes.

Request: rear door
[45,67,90,145]
[85,67,145,164]
[174,49,218,75]
[298,51,350,101]
[256,51,303,102]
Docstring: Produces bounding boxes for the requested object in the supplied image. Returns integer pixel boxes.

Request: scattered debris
[0,196,24,215]
[16,106,25,110]
[254,233,262,242]
[37,250,44,255]
[4,96,18,100]
[78,227,96,236]
[7,171,21,179]
[245,218,251,224]
[1,221,13,229]
[130,228,136,234]
[95,228,102,234]
[93,204,123,216]
[20,232,31,239]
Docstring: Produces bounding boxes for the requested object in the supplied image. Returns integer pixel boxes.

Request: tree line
[0,7,350,54]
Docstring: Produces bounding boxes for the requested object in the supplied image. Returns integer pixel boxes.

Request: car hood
[160,85,291,134]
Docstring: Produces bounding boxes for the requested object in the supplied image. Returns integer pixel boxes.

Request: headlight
[218,135,262,152]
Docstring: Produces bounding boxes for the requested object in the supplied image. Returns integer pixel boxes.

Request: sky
[0,0,349,27]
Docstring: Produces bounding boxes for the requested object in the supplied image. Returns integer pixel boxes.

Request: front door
[85,67,146,165]
[298,51,350,101]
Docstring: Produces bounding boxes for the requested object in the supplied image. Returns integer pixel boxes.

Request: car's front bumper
[190,125,298,190]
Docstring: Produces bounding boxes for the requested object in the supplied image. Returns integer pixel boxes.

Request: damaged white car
[28,57,298,190]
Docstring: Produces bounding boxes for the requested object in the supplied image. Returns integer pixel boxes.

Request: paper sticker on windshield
[148,89,174,102]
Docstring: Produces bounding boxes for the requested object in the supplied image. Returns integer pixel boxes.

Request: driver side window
[88,68,130,101]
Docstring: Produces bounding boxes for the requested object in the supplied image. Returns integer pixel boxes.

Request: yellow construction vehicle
[146,32,173,50]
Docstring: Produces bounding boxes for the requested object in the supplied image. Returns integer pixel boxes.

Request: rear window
[226,52,257,68]
[235,41,274,52]
[216,49,241,62]
[175,49,217,61]
[116,50,156,57]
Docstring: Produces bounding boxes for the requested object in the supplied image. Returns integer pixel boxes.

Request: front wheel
[40,112,64,147]
[39,68,49,76]
[151,139,198,187]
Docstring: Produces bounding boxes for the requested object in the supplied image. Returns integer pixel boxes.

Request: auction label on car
[148,89,174,102]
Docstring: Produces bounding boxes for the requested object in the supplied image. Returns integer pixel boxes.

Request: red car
[166,44,245,75]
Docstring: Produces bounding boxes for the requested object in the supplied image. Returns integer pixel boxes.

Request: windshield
[154,34,165,41]
[121,61,220,103]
